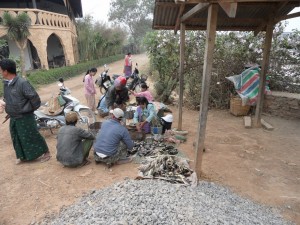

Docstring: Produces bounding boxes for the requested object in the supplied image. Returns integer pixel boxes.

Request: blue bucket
[151,126,162,135]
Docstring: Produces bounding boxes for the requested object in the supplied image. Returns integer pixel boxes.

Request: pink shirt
[133,90,153,102]
[84,74,96,95]
[124,55,132,66]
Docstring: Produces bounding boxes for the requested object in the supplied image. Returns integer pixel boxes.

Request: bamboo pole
[194,3,218,178]
[178,23,185,130]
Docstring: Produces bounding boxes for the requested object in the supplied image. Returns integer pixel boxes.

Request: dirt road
[0,54,299,224]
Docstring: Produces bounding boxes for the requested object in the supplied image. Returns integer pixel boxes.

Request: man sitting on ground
[94,108,134,167]
[56,112,95,167]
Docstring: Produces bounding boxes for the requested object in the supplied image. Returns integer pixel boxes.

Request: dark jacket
[105,86,129,109]
[4,76,41,118]
[56,125,95,167]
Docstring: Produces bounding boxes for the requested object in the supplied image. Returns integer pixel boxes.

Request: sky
[81,0,300,32]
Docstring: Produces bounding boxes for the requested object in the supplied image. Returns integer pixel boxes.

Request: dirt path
[0,54,299,224]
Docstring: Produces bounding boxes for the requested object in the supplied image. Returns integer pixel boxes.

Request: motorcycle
[96,64,113,94]
[34,78,96,133]
[126,63,148,92]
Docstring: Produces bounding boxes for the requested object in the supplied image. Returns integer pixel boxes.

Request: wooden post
[178,23,185,130]
[194,4,218,178]
[32,0,37,8]
[254,22,274,127]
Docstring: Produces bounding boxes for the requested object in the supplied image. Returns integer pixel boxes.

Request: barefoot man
[0,59,51,164]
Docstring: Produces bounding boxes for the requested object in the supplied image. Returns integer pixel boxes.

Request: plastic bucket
[151,126,162,135]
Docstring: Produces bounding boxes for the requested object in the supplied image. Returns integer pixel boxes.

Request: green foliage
[144,31,180,102]
[0,55,123,97]
[145,23,300,109]
[76,16,126,61]
[2,12,31,42]
[109,0,154,52]
[2,12,31,77]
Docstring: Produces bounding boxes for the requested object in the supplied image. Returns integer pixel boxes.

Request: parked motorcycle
[34,78,96,133]
[126,63,147,92]
[96,64,113,94]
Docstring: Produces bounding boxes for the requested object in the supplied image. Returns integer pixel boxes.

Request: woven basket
[129,130,145,141]
[230,97,250,116]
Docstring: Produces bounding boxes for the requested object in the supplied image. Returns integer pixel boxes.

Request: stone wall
[264,91,300,119]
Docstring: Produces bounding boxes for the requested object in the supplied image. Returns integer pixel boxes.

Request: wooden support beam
[181,3,209,23]
[154,25,258,31]
[276,12,300,22]
[218,2,237,18]
[189,17,264,23]
[175,5,185,34]
[254,22,274,127]
[178,23,185,131]
[194,3,218,178]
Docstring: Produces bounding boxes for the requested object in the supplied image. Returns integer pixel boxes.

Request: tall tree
[108,0,154,52]
[2,12,31,78]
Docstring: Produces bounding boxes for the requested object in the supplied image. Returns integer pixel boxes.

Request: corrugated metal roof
[153,0,300,31]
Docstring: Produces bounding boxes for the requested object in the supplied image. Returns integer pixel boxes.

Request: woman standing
[124,52,132,78]
[84,68,97,114]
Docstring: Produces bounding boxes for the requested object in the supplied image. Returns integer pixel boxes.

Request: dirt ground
[0,54,299,225]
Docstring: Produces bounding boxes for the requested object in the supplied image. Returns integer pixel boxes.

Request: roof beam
[181,3,209,22]
[254,1,287,35]
[218,2,237,18]
[185,0,290,2]
[276,11,300,22]
[189,17,264,23]
[175,4,186,34]
[153,25,258,31]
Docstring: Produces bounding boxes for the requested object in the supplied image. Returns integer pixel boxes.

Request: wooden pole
[178,23,185,130]
[32,0,37,8]
[254,22,274,127]
[194,3,218,178]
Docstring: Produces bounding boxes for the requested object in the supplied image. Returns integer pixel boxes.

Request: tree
[2,12,31,78]
[145,23,300,107]
[108,0,154,52]
[76,17,126,61]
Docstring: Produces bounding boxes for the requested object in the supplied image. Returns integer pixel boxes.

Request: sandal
[40,152,52,163]
[116,156,133,165]
[79,159,91,167]
[15,159,26,165]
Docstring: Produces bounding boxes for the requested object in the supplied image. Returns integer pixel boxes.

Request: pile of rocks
[37,179,293,225]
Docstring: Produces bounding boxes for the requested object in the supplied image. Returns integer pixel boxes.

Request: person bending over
[56,112,95,167]
[133,96,160,134]
[129,83,153,102]
[93,108,133,167]
[105,76,129,111]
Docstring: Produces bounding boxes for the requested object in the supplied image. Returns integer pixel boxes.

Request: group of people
[0,55,173,168]
[82,53,133,115]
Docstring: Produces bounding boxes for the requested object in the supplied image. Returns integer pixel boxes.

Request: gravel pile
[38,179,293,225]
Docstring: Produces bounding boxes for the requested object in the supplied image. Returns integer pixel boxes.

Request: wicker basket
[89,122,102,135]
[230,97,250,116]
[129,130,146,141]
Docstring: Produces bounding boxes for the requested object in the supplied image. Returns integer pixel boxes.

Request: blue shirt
[93,119,134,156]
[97,95,108,113]
[133,103,156,123]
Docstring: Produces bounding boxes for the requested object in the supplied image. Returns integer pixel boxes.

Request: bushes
[144,24,300,109]
[0,54,123,97]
